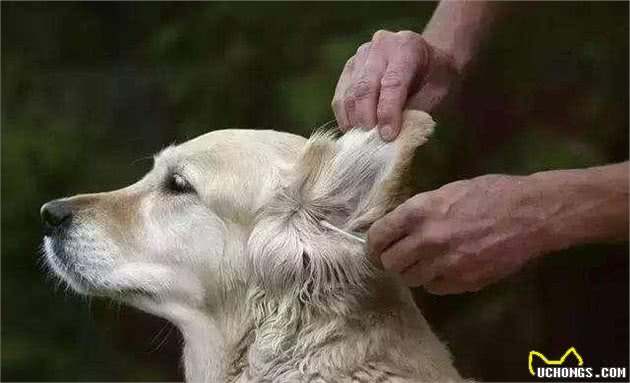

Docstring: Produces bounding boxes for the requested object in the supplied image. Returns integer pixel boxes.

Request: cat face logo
[528,347,584,376]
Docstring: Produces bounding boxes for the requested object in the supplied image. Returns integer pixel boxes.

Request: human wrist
[526,165,629,253]
[421,33,467,77]
[421,1,501,76]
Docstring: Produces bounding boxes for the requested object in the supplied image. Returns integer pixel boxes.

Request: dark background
[2,2,628,381]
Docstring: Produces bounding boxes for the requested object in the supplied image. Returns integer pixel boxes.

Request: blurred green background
[2,2,628,381]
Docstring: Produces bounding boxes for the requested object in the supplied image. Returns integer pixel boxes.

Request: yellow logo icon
[528,347,584,376]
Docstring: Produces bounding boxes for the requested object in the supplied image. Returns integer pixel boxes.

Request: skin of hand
[368,164,629,295]
[331,30,459,141]
[331,1,499,140]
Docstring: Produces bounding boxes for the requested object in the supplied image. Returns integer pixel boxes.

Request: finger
[425,258,497,295]
[382,232,448,276]
[440,251,500,285]
[341,43,371,131]
[379,236,419,273]
[348,45,387,130]
[454,264,502,291]
[423,275,472,295]
[400,263,435,287]
[398,243,449,287]
[332,56,356,131]
[367,202,415,261]
[376,40,425,141]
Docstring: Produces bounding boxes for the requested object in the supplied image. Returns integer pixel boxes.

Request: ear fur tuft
[248,110,435,299]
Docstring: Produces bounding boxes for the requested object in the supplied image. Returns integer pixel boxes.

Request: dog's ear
[290,110,435,231]
[248,111,434,296]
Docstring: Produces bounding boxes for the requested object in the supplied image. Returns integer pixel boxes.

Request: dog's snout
[41,200,73,235]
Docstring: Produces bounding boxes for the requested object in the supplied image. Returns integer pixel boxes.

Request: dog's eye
[165,173,195,194]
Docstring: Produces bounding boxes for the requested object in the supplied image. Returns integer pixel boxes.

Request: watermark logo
[529,347,583,376]
[528,347,627,380]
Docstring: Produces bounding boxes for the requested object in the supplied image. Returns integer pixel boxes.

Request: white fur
[42,111,466,382]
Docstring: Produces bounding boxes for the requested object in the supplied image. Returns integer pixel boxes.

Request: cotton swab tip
[319,220,366,244]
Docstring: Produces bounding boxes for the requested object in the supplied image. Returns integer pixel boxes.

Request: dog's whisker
[130,155,154,167]
[150,324,174,353]
[318,119,338,130]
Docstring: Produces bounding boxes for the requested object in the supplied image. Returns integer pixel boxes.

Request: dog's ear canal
[293,110,435,232]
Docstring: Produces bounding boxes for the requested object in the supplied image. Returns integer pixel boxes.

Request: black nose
[41,200,73,234]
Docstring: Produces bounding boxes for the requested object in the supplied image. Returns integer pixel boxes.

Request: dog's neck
[156,227,462,382]
[135,300,226,383]
[173,278,461,383]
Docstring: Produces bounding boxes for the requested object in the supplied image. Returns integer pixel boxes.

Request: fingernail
[380,125,394,141]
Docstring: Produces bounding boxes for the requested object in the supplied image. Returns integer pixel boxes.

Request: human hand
[331,30,460,141]
[368,174,556,294]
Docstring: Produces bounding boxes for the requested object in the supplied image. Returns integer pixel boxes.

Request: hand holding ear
[367,174,553,294]
[331,30,459,141]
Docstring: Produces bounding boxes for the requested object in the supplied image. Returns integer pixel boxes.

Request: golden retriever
[41,111,464,382]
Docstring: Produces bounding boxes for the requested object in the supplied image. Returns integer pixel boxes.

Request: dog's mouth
[44,233,73,267]
[42,237,95,295]
[42,236,159,301]
[42,234,110,295]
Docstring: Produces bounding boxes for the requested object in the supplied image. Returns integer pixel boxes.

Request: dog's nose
[41,200,73,234]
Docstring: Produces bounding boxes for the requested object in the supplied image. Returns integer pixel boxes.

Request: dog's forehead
[155,129,306,168]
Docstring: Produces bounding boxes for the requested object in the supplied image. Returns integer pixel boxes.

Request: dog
[41,110,464,382]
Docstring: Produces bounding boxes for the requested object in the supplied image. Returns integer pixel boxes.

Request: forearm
[422,0,505,73]
[530,162,629,252]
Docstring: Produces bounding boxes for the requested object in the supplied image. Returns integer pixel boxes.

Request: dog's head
[41,111,434,316]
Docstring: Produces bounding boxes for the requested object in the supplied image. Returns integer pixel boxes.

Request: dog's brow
[153,145,177,164]
[152,146,182,171]
[166,162,193,176]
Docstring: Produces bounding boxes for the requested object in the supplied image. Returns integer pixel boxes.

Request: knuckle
[351,77,377,100]
[400,201,420,226]
[426,193,448,211]
[356,42,371,56]
[372,29,392,42]
[406,194,428,215]
[380,71,405,90]
[397,31,424,54]
[439,179,465,193]
[480,174,509,188]
[396,30,417,41]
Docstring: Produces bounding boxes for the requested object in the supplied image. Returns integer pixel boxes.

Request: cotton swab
[319,220,366,244]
